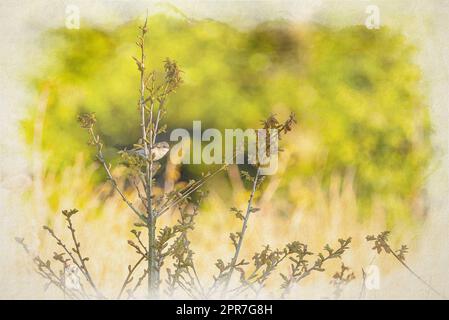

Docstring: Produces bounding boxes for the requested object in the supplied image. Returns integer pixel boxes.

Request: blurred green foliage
[23,14,431,223]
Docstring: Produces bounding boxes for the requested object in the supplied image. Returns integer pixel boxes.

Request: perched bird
[133,141,170,161]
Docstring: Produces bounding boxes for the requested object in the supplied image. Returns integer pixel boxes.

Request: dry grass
[11,18,433,300]
[14,148,421,299]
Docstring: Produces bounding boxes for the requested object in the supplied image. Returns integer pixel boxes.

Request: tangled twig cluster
[17,17,445,300]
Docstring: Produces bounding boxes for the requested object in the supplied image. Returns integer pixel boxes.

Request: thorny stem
[192,265,205,297]
[156,128,284,219]
[152,85,168,144]
[88,128,147,223]
[36,258,80,299]
[177,279,198,299]
[359,254,376,299]
[156,165,228,217]
[117,256,146,299]
[359,268,367,299]
[132,178,148,209]
[136,16,159,298]
[281,238,351,298]
[379,239,446,299]
[65,214,103,298]
[22,21,306,301]
[43,226,97,296]
[222,166,261,296]
[126,268,149,299]
[16,238,81,299]
[232,252,290,296]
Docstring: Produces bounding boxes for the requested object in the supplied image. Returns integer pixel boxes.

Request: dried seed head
[164,58,183,93]
[77,113,96,129]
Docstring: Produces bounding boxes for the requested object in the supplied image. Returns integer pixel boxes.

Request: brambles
[331,263,355,299]
[16,17,351,300]
[279,238,352,298]
[16,209,102,299]
[366,231,445,299]
[16,16,437,300]
[77,113,96,129]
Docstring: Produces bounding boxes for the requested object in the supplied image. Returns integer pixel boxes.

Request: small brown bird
[133,141,170,161]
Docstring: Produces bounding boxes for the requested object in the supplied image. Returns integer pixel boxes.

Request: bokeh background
[1,0,449,299]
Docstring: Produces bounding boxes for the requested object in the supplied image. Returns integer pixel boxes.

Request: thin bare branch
[117,256,146,299]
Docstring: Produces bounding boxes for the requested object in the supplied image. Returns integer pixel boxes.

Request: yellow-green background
[23,14,431,228]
